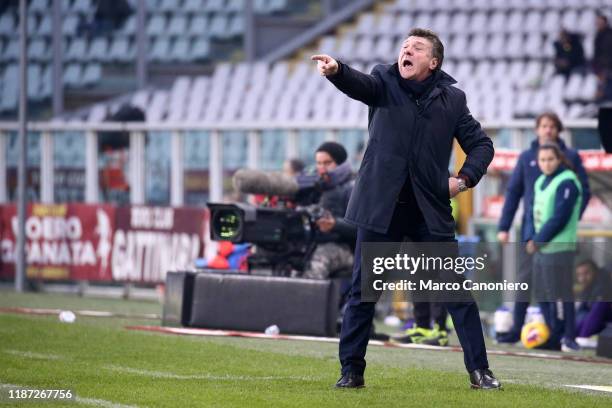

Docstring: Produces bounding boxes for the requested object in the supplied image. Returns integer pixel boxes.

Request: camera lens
[213,209,242,241]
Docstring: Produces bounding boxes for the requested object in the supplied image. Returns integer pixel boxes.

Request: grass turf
[0,291,611,407]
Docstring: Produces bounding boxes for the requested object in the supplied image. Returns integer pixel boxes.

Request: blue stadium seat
[63,63,83,87]
[184,0,205,13]
[205,0,226,13]
[72,0,93,14]
[227,14,244,37]
[0,14,15,36]
[82,63,102,86]
[29,0,49,13]
[41,64,52,98]
[37,15,52,36]
[65,38,88,61]
[109,37,134,62]
[208,14,228,39]
[170,38,190,62]
[167,15,188,36]
[27,64,42,100]
[149,37,171,62]
[62,15,79,36]
[147,14,167,36]
[226,0,244,13]
[28,38,50,62]
[159,0,181,12]
[189,14,209,35]
[88,37,109,62]
[3,40,19,61]
[120,16,137,35]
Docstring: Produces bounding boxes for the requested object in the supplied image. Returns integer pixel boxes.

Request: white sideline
[565,385,612,393]
[3,349,63,360]
[0,383,140,408]
[104,364,320,381]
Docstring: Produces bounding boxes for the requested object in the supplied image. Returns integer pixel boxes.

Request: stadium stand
[0,0,304,115]
[18,0,604,126]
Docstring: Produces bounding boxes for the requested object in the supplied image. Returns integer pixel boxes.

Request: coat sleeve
[326,62,384,106]
[571,151,591,217]
[454,91,494,187]
[498,154,526,232]
[330,183,357,243]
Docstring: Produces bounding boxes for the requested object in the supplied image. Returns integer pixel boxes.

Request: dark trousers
[414,301,448,329]
[508,248,534,338]
[534,251,576,345]
[577,302,612,337]
[338,204,489,375]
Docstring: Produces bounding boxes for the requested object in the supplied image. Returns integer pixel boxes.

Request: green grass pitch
[0,290,611,407]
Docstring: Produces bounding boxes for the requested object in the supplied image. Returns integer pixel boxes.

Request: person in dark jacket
[312,28,499,390]
[496,112,590,344]
[553,29,586,77]
[302,142,356,279]
[594,14,612,76]
[575,260,612,346]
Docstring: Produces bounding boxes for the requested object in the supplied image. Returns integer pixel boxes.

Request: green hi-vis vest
[533,169,582,254]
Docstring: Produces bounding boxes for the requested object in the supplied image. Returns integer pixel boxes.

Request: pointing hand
[311,54,339,76]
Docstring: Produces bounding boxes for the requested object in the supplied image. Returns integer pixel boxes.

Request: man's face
[315,151,337,176]
[397,36,438,81]
[536,117,560,144]
[576,264,595,287]
[596,16,607,32]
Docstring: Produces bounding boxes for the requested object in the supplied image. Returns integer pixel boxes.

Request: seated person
[554,29,586,77]
[575,260,612,346]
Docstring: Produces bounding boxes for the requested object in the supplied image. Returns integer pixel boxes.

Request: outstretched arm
[311,54,383,106]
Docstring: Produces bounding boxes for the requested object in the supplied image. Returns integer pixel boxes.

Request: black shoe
[469,369,502,390]
[495,332,520,344]
[335,373,365,388]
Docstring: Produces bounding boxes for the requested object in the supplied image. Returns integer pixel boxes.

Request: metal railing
[0,119,600,206]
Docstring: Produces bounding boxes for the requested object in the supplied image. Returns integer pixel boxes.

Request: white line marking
[3,349,63,360]
[104,364,319,381]
[565,385,612,393]
[76,397,140,408]
[0,383,140,408]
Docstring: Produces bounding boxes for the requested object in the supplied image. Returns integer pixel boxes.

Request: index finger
[310,54,330,62]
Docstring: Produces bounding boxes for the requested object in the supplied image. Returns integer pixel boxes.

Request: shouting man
[312,28,499,390]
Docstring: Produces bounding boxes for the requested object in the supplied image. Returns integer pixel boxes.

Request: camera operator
[302,142,357,280]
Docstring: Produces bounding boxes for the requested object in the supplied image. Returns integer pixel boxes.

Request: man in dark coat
[311,28,499,390]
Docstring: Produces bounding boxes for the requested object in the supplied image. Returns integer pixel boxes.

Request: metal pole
[0,131,6,203]
[209,130,223,202]
[85,130,99,203]
[244,0,255,61]
[51,0,63,116]
[136,0,147,88]
[286,129,298,159]
[16,0,28,292]
[40,131,54,203]
[247,130,261,169]
[170,131,184,207]
[129,131,146,205]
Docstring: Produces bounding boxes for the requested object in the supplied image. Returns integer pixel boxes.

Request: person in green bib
[526,142,582,351]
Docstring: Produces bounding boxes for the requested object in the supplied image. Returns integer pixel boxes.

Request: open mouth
[402,59,413,68]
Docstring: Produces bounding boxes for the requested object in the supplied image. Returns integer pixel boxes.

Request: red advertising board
[0,204,207,283]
